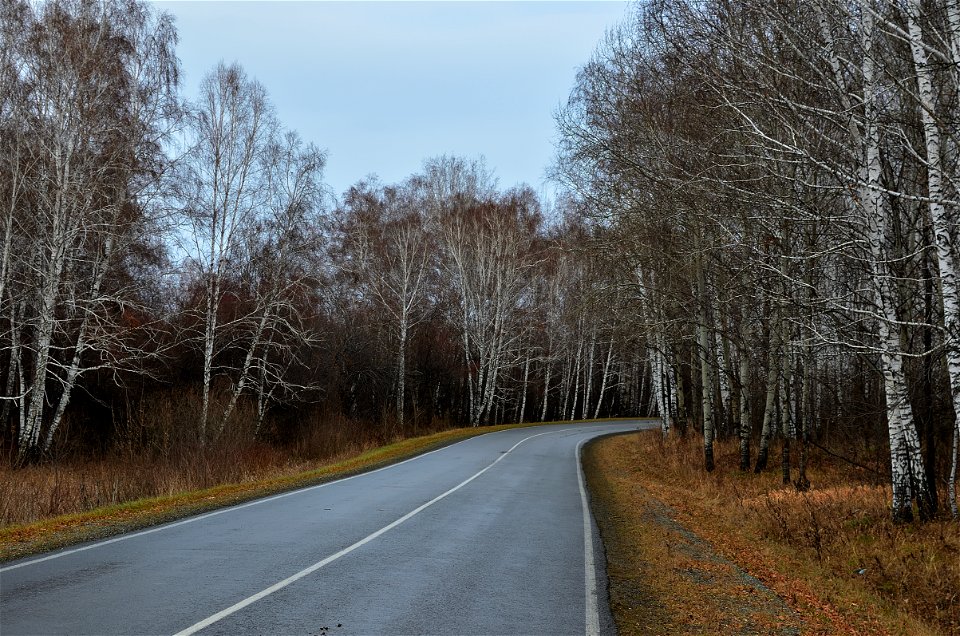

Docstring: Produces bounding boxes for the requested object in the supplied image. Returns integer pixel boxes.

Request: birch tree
[220,130,327,433]
[1,0,179,461]
[178,62,277,440]
[554,0,959,519]
[902,0,960,518]
[426,164,540,425]
[337,180,433,430]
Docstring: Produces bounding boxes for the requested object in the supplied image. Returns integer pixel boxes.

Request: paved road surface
[1,420,654,635]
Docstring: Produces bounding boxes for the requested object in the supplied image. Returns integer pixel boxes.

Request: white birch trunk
[43,228,117,451]
[582,330,596,420]
[697,262,715,471]
[863,11,929,518]
[714,307,733,433]
[756,315,781,472]
[397,318,408,430]
[593,340,614,419]
[519,348,531,423]
[648,349,661,417]
[569,334,583,421]
[907,0,960,517]
[738,340,752,470]
[199,265,219,440]
[666,352,678,424]
[218,304,272,436]
[541,359,551,422]
[560,354,571,422]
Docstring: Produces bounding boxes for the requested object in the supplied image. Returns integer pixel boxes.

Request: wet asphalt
[0,420,653,635]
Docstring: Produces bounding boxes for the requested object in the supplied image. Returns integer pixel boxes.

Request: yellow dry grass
[585,431,958,635]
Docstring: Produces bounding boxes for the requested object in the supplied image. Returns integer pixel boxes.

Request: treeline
[0,0,646,465]
[555,0,960,521]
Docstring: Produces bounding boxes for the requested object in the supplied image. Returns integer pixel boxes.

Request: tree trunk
[714,307,733,436]
[570,336,583,421]
[738,340,752,471]
[397,319,408,430]
[541,360,551,422]
[906,0,960,518]
[593,340,614,419]
[861,9,930,519]
[755,318,780,473]
[519,348,530,423]
[219,305,272,437]
[781,350,794,485]
[697,262,715,472]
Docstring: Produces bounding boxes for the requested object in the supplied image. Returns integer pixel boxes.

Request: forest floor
[583,431,959,636]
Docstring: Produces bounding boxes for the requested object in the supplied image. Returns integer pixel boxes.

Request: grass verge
[583,431,958,635]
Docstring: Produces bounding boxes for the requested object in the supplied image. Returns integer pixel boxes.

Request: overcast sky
[154,1,629,200]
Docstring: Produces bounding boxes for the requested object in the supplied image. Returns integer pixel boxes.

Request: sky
[153,1,630,200]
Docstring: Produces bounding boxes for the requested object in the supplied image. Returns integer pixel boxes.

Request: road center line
[172,428,561,636]
[576,438,601,636]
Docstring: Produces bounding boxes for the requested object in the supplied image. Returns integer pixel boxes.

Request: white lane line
[172,428,559,636]
[577,437,601,636]
[0,426,553,573]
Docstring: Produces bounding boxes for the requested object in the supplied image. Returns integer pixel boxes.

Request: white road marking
[577,437,601,636]
[0,426,555,573]
[172,428,561,636]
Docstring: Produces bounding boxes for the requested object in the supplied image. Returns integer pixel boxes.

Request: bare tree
[420,158,540,425]
[1,0,179,461]
[221,131,327,433]
[337,180,433,430]
[178,61,276,440]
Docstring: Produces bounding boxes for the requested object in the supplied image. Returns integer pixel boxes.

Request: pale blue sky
[154,1,629,200]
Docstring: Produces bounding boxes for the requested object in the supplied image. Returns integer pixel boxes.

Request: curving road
[0,420,654,635]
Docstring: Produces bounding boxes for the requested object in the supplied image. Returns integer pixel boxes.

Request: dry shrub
[291,411,382,462]
[747,480,959,632]
[0,396,405,528]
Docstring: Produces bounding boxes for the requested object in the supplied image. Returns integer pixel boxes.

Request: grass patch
[584,431,957,635]
[0,418,625,563]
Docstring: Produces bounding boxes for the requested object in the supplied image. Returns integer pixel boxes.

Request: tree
[178,61,277,440]
[222,130,327,433]
[554,0,958,520]
[1,0,179,462]
[337,179,433,430]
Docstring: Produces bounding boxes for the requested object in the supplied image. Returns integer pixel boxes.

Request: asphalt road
[0,420,653,635]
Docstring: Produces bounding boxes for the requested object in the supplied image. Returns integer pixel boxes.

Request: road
[0,420,653,635]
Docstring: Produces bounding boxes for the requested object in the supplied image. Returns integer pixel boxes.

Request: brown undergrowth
[585,431,958,635]
[0,415,392,528]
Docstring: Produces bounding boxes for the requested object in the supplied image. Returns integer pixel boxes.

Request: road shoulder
[583,433,804,635]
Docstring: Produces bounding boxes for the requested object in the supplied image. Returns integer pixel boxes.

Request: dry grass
[0,416,388,528]
[586,431,959,635]
[584,441,809,635]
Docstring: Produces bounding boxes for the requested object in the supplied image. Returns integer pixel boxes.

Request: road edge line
[577,437,601,636]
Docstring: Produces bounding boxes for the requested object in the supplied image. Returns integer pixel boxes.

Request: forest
[555,0,960,523]
[1,0,958,529]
